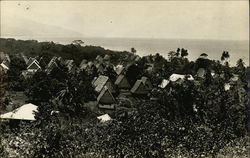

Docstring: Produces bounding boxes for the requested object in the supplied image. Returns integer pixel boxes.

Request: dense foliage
[0,38,132,66]
[0,38,249,157]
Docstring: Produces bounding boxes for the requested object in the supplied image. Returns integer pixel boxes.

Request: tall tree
[221,51,230,62]
[131,47,137,54]
[181,48,188,58]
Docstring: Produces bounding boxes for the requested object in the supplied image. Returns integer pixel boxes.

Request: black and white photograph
[0,1,249,157]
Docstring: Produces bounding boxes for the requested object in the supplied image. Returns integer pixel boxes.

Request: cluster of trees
[0,38,132,66]
[0,38,249,157]
[1,75,247,157]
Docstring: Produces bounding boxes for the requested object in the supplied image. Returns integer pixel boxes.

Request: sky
[1,1,249,40]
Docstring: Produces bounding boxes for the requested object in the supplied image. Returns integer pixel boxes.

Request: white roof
[0,103,38,121]
[158,79,170,88]
[0,63,9,70]
[224,83,231,91]
[27,60,41,70]
[169,74,194,82]
[97,114,112,122]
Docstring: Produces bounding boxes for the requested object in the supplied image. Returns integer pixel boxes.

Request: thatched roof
[169,74,194,82]
[97,114,112,122]
[141,76,153,90]
[115,75,130,89]
[27,59,41,71]
[131,80,147,94]
[97,86,116,104]
[0,103,38,121]
[115,65,125,75]
[158,79,170,88]
[93,75,109,92]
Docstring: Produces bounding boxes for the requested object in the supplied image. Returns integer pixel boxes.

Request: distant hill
[1,16,84,38]
[0,38,133,65]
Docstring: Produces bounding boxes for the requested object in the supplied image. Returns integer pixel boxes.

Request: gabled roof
[93,75,110,92]
[115,75,130,89]
[96,55,103,62]
[79,59,87,67]
[115,75,125,85]
[131,80,147,94]
[0,63,9,70]
[47,57,58,69]
[141,76,149,84]
[64,59,74,70]
[47,57,58,68]
[27,59,41,70]
[169,74,194,82]
[115,65,125,75]
[158,79,170,88]
[0,103,38,121]
[27,57,35,66]
[97,86,116,104]
[96,64,104,73]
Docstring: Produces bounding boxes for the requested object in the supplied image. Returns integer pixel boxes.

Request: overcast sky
[1,1,249,40]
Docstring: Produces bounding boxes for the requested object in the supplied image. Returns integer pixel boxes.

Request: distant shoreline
[1,37,249,66]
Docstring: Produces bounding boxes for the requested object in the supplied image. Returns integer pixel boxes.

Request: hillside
[0,38,133,65]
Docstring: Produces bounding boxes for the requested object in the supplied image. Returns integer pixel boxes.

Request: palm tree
[131,47,136,54]
[181,48,188,58]
[221,51,230,61]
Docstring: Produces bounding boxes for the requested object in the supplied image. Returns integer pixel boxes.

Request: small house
[27,58,41,72]
[97,86,116,109]
[130,80,148,95]
[158,79,170,89]
[115,65,125,75]
[45,56,59,74]
[169,74,194,82]
[64,59,76,72]
[26,57,35,66]
[141,76,153,91]
[0,62,9,72]
[79,59,87,69]
[114,75,131,90]
[0,52,10,72]
[21,70,34,79]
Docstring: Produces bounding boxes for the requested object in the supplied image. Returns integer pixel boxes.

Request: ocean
[9,37,250,66]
